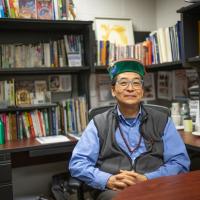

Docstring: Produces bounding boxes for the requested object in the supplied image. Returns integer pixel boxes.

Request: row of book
[57,97,87,135]
[96,40,134,66]
[0,79,15,107]
[0,0,76,20]
[0,96,87,142]
[95,21,181,66]
[0,34,83,68]
[0,108,51,142]
[145,21,182,65]
[0,76,72,107]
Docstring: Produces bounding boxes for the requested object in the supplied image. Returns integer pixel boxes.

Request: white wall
[74,0,192,31]
[155,0,189,28]
[74,0,157,31]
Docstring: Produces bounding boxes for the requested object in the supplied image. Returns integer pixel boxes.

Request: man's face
[111,72,144,107]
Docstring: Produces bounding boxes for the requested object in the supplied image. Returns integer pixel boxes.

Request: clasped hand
[106,170,147,191]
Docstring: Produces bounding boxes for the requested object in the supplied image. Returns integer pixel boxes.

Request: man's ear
[141,88,144,98]
[111,87,115,97]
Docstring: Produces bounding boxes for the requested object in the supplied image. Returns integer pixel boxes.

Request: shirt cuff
[144,171,160,180]
[93,171,112,190]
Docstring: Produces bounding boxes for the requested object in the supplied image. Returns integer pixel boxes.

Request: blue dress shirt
[69,107,190,190]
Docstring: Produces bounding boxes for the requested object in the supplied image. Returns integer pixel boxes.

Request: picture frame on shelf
[16,89,31,105]
[34,80,47,93]
[172,70,188,100]
[143,73,156,101]
[48,75,72,92]
[94,17,135,46]
[157,71,172,100]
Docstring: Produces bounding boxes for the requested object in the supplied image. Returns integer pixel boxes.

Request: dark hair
[111,76,117,86]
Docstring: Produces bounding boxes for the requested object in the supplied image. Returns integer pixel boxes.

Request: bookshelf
[146,61,183,72]
[0,18,93,199]
[0,66,90,75]
[94,30,184,73]
[177,2,200,66]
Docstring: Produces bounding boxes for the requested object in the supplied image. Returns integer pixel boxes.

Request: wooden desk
[179,131,200,152]
[0,138,77,200]
[0,131,199,200]
[114,170,200,200]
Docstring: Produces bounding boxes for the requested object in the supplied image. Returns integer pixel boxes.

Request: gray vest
[93,105,168,174]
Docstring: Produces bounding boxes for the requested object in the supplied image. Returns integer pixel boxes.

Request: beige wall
[155,0,188,28]
[74,0,157,31]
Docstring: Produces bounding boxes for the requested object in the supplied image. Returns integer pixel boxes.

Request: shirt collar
[116,105,142,126]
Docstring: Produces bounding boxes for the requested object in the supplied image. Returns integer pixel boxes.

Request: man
[69,58,190,200]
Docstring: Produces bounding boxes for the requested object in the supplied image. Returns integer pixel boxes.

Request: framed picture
[95,17,134,45]
[157,71,172,100]
[143,73,156,101]
[16,89,31,105]
[96,74,114,103]
[34,80,47,93]
[172,70,188,100]
[48,75,71,92]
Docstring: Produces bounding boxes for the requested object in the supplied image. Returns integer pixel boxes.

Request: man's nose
[126,82,134,90]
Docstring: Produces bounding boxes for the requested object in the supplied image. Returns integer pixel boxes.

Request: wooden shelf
[94,61,183,73]
[0,18,93,32]
[187,56,200,63]
[94,65,108,73]
[177,2,200,14]
[0,103,57,112]
[0,66,90,75]
[146,61,183,72]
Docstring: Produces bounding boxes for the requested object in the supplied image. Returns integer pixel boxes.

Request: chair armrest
[68,176,83,189]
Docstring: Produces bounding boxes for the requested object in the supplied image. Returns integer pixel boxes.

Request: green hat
[107,59,145,80]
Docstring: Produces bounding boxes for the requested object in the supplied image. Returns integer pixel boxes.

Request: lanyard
[118,123,142,154]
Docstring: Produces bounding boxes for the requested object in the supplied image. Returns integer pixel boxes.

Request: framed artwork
[143,73,156,101]
[16,89,31,105]
[95,17,134,45]
[48,75,71,92]
[172,70,188,100]
[157,71,172,100]
[96,74,114,103]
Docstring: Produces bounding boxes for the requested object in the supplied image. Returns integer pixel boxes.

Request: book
[8,0,19,17]
[0,0,5,17]
[36,135,69,144]
[34,80,47,104]
[27,112,36,138]
[43,109,50,136]
[64,34,83,67]
[18,0,37,19]
[36,0,53,20]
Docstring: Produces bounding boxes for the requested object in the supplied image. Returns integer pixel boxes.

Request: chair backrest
[144,104,171,116]
[88,105,114,121]
[88,104,170,121]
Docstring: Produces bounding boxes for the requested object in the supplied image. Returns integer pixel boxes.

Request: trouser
[92,189,118,200]
[96,190,118,200]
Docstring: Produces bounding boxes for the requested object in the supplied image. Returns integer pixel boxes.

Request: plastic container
[183,117,193,132]
[180,103,190,125]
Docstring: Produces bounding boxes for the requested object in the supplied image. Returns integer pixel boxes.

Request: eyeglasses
[116,78,144,89]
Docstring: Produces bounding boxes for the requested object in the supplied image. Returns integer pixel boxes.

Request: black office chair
[68,104,170,200]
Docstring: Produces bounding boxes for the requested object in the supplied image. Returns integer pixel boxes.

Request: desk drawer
[0,184,13,200]
[0,162,12,183]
